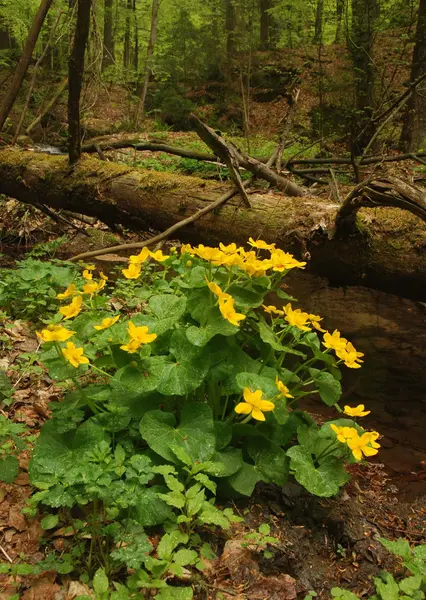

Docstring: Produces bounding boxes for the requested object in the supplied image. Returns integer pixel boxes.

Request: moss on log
[0,148,425,300]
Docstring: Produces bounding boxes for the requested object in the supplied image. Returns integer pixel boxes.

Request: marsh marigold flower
[344,404,370,417]
[129,247,150,265]
[248,238,276,251]
[62,342,89,368]
[206,279,231,301]
[283,304,311,332]
[263,305,284,317]
[322,330,347,352]
[219,296,246,327]
[336,342,364,369]
[275,376,293,398]
[120,322,157,353]
[99,271,108,281]
[235,388,275,421]
[59,295,82,320]
[269,249,306,272]
[83,270,93,281]
[347,432,380,461]
[122,263,142,279]
[83,279,106,295]
[309,313,326,332]
[150,249,168,262]
[36,325,75,343]
[94,316,120,331]
[330,424,358,444]
[56,284,79,300]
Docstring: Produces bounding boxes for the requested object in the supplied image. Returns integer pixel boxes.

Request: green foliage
[0,258,79,321]
[0,414,28,483]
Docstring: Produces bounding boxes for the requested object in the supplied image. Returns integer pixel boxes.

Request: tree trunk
[133,0,139,73]
[68,0,92,165]
[0,0,54,131]
[135,0,160,123]
[102,0,115,71]
[1,148,426,300]
[225,0,236,61]
[313,0,324,44]
[400,0,426,152]
[123,0,132,69]
[349,0,379,154]
[259,0,271,49]
[334,0,344,43]
[26,77,68,136]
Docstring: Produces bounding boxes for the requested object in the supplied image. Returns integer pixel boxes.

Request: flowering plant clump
[29,240,379,508]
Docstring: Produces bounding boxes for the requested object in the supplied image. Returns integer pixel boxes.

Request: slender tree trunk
[400,0,426,151]
[349,0,378,154]
[133,0,139,73]
[0,0,54,131]
[313,0,324,44]
[225,0,236,61]
[135,0,160,123]
[68,0,91,165]
[259,0,271,49]
[26,77,68,135]
[123,0,132,68]
[334,0,344,43]
[102,0,114,71]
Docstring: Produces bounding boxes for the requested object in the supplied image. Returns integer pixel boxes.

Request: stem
[90,364,111,379]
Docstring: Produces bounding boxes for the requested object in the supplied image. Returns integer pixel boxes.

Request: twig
[329,168,342,202]
[0,544,13,563]
[69,184,246,262]
[32,202,90,236]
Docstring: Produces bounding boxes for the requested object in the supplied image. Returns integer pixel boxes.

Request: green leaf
[140,403,216,464]
[148,294,187,334]
[157,530,188,561]
[287,446,349,497]
[93,567,109,594]
[158,330,210,395]
[30,418,109,487]
[204,448,243,477]
[226,462,261,496]
[413,545,426,559]
[186,307,238,346]
[214,421,232,450]
[258,320,306,357]
[0,455,19,483]
[41,514,59,530]
[173,549,198,567]
[258,524,270,535]
[373,573,399,600]
[330,588,359,600]
[399,576,423,596]
[156,587,193,600]
[379,538,412,561]
[227,283,266,308]
[309,368,342,406]
[114,356,166,393]
[132,487,174,526]
[197,502,232,529]
[236,371,278,399]
[247,438,289,487]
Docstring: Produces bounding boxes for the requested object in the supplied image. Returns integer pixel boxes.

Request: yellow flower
[180,244,194,255]
[85,264,95,271]
[120,322,157,353]
[150,249,168,262]
[206,279,231,301]
[363,431,381,448]
[129,247,150,265]
[62,342,89,368]
[194,245,224,263]
[309,313,326,333]
[82,279,106,295]
[56,284,79,300]
[235,388,275,421]
[269,249,306,271]
[343,404,370,417]
[248,238,276,250]
[59,295,83,320]
[336,342,364,369]
[99,272,108,281]
[122,263,142,279]
[263,305,284,316]
[218,296,246,327]
[330,424,358,444]
[94,316,120,330]
[347,432,380,461]
[36,325,76,343]
[83,270,93,281]
[323,330,347,352]
[283,303,311,332]
[241,258,268,277]
[219,242,239,254]
[275,376,293,398]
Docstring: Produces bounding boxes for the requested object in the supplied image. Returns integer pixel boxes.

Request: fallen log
[0,148,425,300]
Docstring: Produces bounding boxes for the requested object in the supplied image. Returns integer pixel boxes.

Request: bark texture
[0,149,425,299]
[102,0,115,71]
[400,0,426,152]
[0,0,54,131]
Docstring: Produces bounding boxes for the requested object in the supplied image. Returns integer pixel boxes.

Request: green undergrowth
[0,241,421,598]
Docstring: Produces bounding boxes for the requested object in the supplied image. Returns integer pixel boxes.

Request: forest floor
[0,206,425,600]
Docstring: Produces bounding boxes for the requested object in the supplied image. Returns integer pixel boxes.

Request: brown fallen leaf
[21,581,62,600]
[67,581,95,599]
[8,505,27,531]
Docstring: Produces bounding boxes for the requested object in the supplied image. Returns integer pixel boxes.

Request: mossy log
[0,148,425,300]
